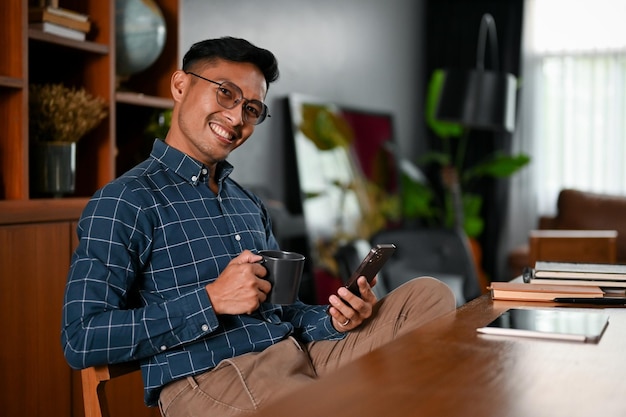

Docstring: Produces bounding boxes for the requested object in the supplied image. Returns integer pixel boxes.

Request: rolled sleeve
[143,287,220,353]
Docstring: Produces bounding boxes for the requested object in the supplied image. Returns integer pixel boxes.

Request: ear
[170,70,188,102]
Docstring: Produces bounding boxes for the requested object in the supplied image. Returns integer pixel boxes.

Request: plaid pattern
[61,139,342,406]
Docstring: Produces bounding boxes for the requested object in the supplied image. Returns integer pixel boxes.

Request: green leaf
[424,70,464,139]
[442,191,484,237]
[400,175,440,222]
[462,193,484,238]
[419,151,451,167]
[465,153,530,181]
[145,108,172,140]
[464,216,484,238]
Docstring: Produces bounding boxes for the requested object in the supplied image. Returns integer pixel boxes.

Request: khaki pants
[158,277,455,416]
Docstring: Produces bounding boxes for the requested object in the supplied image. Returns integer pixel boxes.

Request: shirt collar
[150,139,234,186]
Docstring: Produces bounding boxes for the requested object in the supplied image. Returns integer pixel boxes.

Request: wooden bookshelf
[0,0,178,204]
[0,1,178,416]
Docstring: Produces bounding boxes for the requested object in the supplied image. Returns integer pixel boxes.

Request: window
[522,0,626,214]
[503,0,626,271]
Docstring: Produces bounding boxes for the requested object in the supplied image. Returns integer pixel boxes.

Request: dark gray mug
[259,250,305,305]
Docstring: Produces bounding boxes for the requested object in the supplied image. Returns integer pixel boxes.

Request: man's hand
[327,276,377,332]
[205,250,271,315]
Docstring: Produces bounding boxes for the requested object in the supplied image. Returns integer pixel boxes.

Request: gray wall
[180,0,425,203]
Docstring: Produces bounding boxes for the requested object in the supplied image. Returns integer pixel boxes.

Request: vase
[33,142,76,197]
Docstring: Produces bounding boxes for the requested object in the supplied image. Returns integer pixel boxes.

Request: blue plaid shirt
[62,139,342,406]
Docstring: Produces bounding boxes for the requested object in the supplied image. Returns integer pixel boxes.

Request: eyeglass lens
[215,82,268,125]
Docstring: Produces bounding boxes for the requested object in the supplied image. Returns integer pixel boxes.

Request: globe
[116,0,167,77]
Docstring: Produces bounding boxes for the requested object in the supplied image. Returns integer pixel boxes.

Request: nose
[222,100,245,126]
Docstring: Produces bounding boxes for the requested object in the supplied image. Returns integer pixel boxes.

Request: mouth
[209,122,236,143]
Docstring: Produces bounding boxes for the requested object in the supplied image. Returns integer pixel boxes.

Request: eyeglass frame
[185,71,270,125]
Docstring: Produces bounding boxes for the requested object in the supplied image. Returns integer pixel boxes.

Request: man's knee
[390,276,457,312]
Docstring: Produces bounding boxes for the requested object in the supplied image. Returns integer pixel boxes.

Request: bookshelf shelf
[116,91,174,108]
[28,27,109,54]
[0,76,24,89]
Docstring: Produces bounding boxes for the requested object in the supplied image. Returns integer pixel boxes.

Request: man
[62,37,455,416]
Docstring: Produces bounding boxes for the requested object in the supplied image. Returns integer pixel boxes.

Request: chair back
[370,227,481,305]
[528,229,617,267]
[81,362,141,417]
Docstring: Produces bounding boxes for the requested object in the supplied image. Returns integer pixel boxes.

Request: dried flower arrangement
[29,83,108,143]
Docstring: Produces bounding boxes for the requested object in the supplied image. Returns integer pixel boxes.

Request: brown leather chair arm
[538,215,558,229]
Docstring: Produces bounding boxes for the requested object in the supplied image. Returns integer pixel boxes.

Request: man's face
[168,59,267,167]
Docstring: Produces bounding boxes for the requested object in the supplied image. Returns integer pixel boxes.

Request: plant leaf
[400,175,440,222]
[462,193,484,238]
[465,153,530,181]
[425,69,464,139]
[419,150,452,167]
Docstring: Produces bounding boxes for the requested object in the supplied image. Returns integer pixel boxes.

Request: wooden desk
[255,295,626,417]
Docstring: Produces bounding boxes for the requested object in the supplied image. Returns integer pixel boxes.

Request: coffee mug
[259,250,305,305]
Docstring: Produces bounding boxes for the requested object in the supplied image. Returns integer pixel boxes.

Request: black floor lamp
[436,13,517,134]
[433,12,518,231]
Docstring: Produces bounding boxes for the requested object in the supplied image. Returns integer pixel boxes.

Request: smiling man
[61,37,455,417]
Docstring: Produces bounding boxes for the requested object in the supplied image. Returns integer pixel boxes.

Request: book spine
[29,10,91,33]
[45,6,90,22]
[535,271,626,280]
[29,5,90,21]
[30,22,86,41]
[530,278,626,288]
[535,261,626,274]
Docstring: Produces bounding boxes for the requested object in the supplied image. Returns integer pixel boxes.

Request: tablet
[477,308,609,343]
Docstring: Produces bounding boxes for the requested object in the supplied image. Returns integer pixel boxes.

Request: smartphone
[344,243,396,296]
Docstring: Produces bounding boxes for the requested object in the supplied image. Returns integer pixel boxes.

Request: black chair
[368,227,481,305]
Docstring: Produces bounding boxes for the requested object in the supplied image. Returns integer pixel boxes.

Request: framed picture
[286,93,398,272]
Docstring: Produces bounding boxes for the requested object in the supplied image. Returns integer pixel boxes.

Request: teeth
[210,123,232,141]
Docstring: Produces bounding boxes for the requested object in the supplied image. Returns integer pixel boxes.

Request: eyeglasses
[185,71,270,125]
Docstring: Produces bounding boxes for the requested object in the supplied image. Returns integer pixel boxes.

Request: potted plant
[29,83,108,196]
[402,69,530,239]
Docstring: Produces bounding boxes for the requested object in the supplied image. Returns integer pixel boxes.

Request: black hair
[182,37,279,88]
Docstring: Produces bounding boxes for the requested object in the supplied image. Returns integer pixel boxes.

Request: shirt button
[191,175,198,182]
[217,196,222,202]
[201,324,209,332]
[202,168,208,175]
[235,234,241,241]
[160,345,167,351]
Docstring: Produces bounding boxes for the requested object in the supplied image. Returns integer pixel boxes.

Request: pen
[553,297,626,305]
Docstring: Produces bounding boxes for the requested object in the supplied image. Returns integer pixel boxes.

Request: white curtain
[501,0,626,275]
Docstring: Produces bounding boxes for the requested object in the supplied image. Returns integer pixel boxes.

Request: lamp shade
[435,68,517,133]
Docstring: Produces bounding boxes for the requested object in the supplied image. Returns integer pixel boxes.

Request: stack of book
[29,5,91,41]
[529,261,626,287]
[490,261,626,304]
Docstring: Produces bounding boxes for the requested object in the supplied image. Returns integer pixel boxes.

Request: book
[29,7,91,33]
[30,5,89,22]
[30,22,86,41]
[529,278,626,288]
[489,281,605,302]
[477,308,610,343]
[529,261,626,287]
[535,261,626,279]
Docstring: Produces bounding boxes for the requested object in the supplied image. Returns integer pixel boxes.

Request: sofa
[508,188,626,278]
